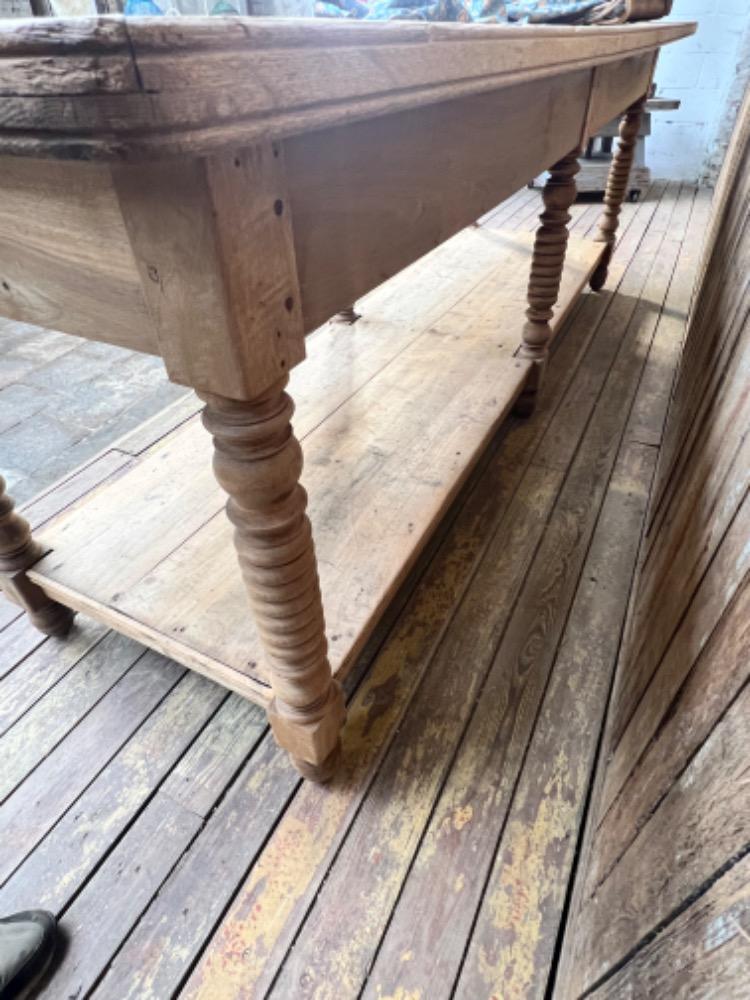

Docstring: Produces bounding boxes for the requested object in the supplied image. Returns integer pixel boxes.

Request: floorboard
[0,182,707,999]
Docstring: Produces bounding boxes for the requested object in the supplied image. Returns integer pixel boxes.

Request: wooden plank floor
[0,180,709,1000]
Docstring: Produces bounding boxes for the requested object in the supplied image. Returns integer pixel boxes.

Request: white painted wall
[649,0,750,182]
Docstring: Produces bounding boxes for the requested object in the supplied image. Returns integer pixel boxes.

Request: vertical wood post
[515,148,580,416]
[589,95,647,291]
[200,379,345,782]
[0,475,74,636]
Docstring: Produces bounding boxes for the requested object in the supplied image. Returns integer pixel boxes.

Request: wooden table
[575,96,682,197]
[0,15,694,780]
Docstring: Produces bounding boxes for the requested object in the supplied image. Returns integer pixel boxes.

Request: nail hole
[274,199,284,216]
[280,359,286,368]
[276,329,282,338]
[284,296,294,312]
[234,157,241,167]
[1,280,8,292]
[272,145,280,158]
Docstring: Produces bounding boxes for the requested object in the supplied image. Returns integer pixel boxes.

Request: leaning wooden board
[0,16,695,779]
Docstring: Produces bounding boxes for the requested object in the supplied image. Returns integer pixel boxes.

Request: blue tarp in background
[314,0,627,24]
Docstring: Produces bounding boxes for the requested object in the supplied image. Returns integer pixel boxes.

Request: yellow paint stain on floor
[183,307,601,999]
[452,803,473,830]
[183,561,478,1000]
[375,987,423,1000]
[476,749,574,1000]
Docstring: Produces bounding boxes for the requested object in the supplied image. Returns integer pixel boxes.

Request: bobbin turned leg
[515,148,580,417]
[0,475,74,637]
[589,95,647,292]
[200,378,345,783]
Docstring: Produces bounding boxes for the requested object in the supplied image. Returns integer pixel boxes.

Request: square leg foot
[268,681,346,782]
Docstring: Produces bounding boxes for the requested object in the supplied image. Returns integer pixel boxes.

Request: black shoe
[0,911,57,1000]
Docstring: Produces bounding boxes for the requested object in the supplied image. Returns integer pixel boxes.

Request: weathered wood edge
[0,17,695,161]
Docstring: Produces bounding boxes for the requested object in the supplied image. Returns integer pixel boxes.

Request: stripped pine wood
[0,16,689,414]
[0,182,713,1000]
[0,158,154,353]
[0,474,73,639]
[20,451,134,532]
[480,187,537,228]
[285,74,593,333]
[29,232,600,704]
[0,18,693,160]
[589,94,649,291]
[0,16,695,774]
[112,143,306,402]
[31,192,647,1000]
[515,149,581,414]
[111,392,203,456]
[0,18,695,781]
[199,378,347,781]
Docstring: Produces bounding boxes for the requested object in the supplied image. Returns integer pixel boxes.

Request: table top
[0,16,694,161]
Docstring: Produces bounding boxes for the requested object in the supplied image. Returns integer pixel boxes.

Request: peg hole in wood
[274,199,284,216]
[284,296,294,313]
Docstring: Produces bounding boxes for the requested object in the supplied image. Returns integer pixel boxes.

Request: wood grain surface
[557,92,750,999]
[0,17,694,160]
[28,230,600,705]
[0,181,710,1000]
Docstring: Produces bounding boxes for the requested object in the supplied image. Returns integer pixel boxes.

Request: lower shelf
[29,227,604,706]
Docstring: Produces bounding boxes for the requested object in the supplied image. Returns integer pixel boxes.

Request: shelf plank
[29,228,603,705]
